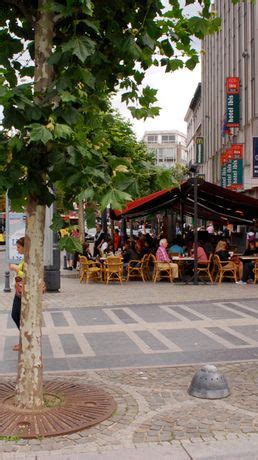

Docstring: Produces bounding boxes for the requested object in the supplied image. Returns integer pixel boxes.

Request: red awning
[111,179,258,224]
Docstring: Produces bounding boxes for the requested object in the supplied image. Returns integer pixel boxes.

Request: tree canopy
[0,0,222,211]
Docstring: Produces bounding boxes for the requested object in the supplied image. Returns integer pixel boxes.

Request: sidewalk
[1,273,258,459]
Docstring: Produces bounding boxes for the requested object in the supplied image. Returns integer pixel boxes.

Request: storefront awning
[111,179,258,225]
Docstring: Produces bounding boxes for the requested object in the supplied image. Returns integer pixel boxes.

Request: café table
[171,256,194,281]
[239,255,258,261]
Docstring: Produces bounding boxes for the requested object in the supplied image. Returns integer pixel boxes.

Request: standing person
[113,228,121,252]
[9,237,25,351]
[93,223,105,257]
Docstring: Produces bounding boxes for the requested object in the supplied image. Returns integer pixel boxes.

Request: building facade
[200,0,258,196]
[142,130,187,168]
[184,83,202,167]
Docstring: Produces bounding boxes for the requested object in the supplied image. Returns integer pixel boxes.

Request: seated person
[122,240,141,277]
[156,239,179,279]
[190,242,208,264]
[82,242,94,260]
[215,240,239,274]
[237,241,258,284]
[168,238,184,256]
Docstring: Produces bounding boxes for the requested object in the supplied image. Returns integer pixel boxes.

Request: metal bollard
[63,255,68,270]
[3,271,11,292]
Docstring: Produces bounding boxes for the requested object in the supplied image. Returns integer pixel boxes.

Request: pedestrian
[9,237,25,351]
[93,223,105,257]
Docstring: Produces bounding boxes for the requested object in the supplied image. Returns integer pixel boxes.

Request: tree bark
[16,0,54,409]
[16,198,46,408]
[78,201,85,245]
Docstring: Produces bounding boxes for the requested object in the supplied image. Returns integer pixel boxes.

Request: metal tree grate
[0,380,117,438]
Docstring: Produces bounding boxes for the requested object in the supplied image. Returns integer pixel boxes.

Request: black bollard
[63,255,67,270]
[3,271,11,292]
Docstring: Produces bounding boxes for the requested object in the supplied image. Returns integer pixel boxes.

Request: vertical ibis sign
[226,77,240,128]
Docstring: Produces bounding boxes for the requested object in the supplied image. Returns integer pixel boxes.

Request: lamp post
[188,163,199,285]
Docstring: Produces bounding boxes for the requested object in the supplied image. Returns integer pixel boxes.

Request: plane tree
[0,0,222,409]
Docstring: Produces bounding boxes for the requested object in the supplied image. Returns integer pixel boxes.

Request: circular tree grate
[0,380,117,438]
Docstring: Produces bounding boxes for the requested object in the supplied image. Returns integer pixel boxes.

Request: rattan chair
[213,254,238,283]
[104,256,123,284]
[197,253,214,283]
[153,259,174,283]
[253,262,258,284]
[126,253,149,282]
[79,256,102,283]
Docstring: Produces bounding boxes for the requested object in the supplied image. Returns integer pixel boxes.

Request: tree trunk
[78,201,85,244]
[16,0,54,409]
[16,198,46,408]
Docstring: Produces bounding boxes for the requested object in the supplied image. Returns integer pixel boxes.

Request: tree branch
[2,0,36,25]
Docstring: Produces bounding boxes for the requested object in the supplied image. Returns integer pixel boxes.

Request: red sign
[226,77,240,94]
[231,144,243,159]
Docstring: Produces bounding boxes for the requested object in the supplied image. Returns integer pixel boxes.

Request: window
[161,135,175,143]
[147,135,158,143]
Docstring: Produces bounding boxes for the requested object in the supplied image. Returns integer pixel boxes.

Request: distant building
[142,130,187,169]
[184,83,202,169]
[201,0,258,195]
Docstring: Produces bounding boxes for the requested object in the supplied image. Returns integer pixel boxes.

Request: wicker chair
[104,256,123,284]
[126,253,149,282]
[79,256,102,283]
[153,259,174,283]
[253,262,258,284]
[213,254,238,283]
[197,253,214,283]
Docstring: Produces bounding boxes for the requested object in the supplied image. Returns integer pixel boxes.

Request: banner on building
[253,138,258,178]
[220,152,227,188]
[195,137,204,164]
[231,144,243,190]
[226,77,240,128]
[225,148,233,188]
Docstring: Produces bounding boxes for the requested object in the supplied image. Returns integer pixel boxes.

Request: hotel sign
[226,77,240,128]
[231,144,243,190]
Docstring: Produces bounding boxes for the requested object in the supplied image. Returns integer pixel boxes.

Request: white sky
[112,63,201,140]
[112,0,202,140]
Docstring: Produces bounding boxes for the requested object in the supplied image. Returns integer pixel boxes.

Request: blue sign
[253,138,258,178]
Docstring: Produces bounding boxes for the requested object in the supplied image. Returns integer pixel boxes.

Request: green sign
[231,158,243,188]
[226,94,240,127]
[226,156,232,187]
[221,164,227,188]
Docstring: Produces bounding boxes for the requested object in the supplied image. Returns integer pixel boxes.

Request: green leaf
[166,58,184,72]
[50,213,64,232]
[76,19,100,35]
[62,36,95,62]
[58,235,82,254]
[101,189,131,210]
[85,207,96,228]
[54,124,73,139]
[29,124,53,145]
[60,91,77,103]
[185,54,199,70]
[160,39,174,57]
[76,188,95,202]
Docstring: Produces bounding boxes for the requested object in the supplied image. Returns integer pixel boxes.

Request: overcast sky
[112,0,202,140]
[112,64,201,140]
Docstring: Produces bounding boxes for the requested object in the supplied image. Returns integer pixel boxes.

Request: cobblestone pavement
[0,363,258,458]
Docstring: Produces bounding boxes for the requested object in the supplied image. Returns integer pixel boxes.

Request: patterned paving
[2,299,258,373]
